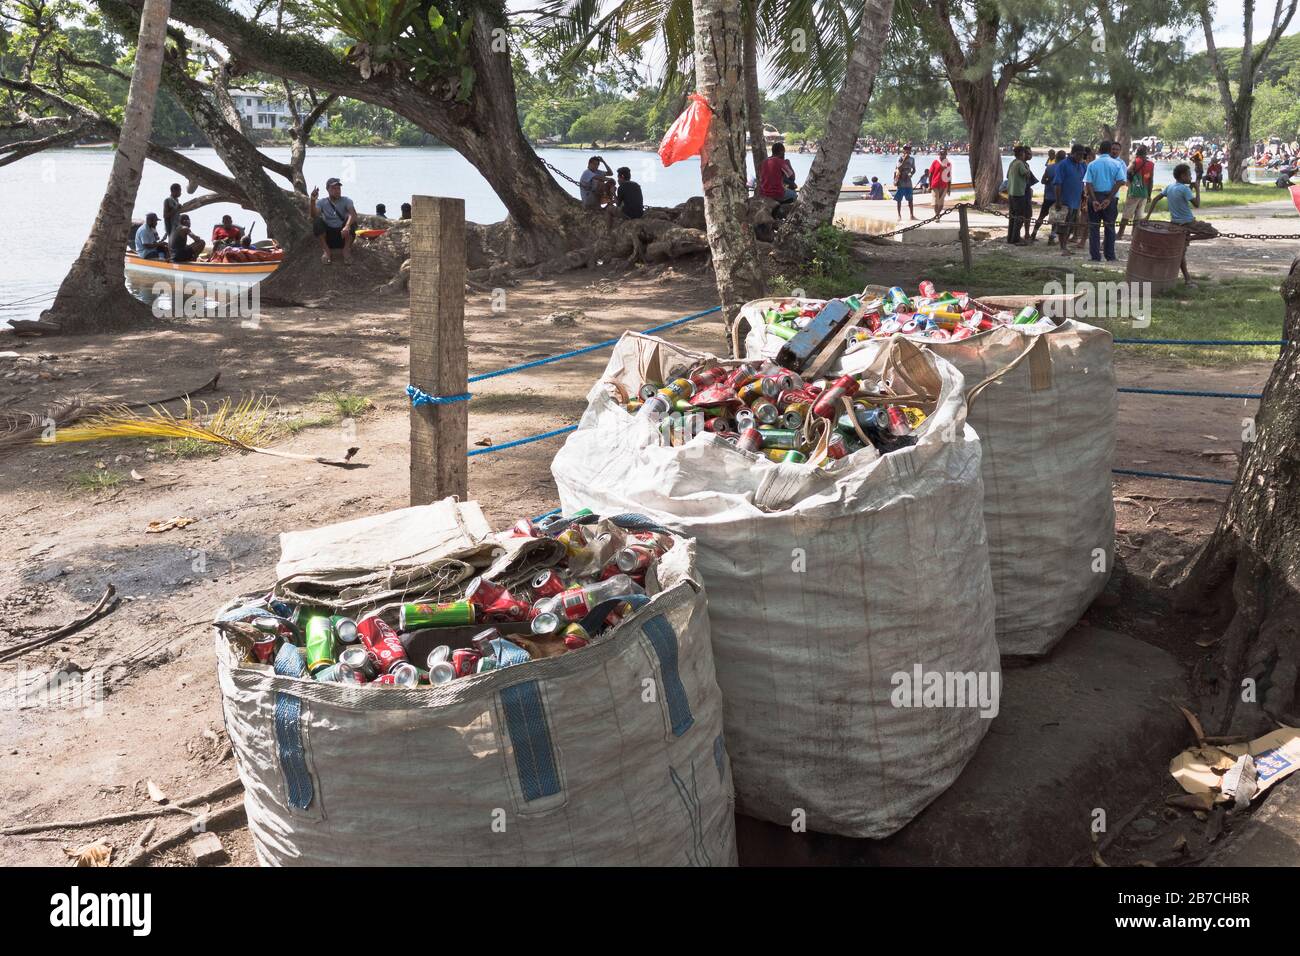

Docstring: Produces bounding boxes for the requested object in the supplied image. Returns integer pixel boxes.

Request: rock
[546,309,584,327]
[190,831,227,866]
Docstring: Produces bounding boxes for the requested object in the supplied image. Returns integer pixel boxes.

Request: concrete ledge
[736,625,1189,866]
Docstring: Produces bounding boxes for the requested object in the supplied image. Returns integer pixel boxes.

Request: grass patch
[66,468,126,493]
[772,223,865,299]
[316,391,373,419]
[927,259,1283,364]
[165,437,222,459]
[278,413,337,436]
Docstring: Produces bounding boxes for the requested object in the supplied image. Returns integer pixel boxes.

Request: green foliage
[314,0,476,99]
[772,224,861,299]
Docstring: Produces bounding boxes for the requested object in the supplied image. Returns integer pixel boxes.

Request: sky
[1192,0,1300,49]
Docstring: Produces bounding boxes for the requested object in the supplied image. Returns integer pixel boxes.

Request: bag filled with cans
[552,332,1000,839]
[213,498,736,866]
[743,283,1116,658]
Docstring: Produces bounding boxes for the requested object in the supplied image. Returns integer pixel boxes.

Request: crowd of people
[1003,140,1216,282]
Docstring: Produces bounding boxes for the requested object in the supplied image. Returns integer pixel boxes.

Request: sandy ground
[0,235,1281,867]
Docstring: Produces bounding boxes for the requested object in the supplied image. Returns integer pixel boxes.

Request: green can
[767,322,798,341]
[1013,305,1040,324]
[399,600,476,630]
[781,450,808,464]
[756,427,800,450]
[304,616,336,674]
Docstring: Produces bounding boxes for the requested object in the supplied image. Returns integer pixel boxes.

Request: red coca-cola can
[531,569,567,598]
[356,615,408,675]
[483,592,531,624]
[465,575,508,609]
[452,648,481,678]
[510,518,536,538]
[252,634,278,664]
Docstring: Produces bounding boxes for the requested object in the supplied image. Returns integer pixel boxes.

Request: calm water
[0,145,1180,326]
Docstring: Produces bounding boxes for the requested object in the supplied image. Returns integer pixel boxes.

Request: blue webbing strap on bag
[273,643,315,810]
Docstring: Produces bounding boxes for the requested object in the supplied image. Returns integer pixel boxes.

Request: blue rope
[1113,468,1234,487]
[1114,339,1286,346]
[466,306,721,385]
[466,425,578,457]
[407,305,721,405]
[407,384,472,406]
[1118,387,1263,399]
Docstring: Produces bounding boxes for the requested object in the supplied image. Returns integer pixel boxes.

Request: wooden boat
[839,181,973,200]
[123,249,282,285]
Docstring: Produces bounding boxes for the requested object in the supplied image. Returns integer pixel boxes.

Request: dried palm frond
[36,396,361,467]
[0,397,85,450]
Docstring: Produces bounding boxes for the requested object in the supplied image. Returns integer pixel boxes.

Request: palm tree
[692,0,765,343]
[41,0,172,334]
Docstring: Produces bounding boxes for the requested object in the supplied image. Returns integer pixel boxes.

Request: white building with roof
[228,89,293,131]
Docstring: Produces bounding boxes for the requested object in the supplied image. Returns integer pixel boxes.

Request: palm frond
[39,395,278,451]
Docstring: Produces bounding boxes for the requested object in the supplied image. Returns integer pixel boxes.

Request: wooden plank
[409,196,467,507]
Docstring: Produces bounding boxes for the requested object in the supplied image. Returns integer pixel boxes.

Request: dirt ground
[0,236,1280,867]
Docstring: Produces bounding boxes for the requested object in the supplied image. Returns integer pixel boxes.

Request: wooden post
[409,195,467,506]
[958,204,973,272]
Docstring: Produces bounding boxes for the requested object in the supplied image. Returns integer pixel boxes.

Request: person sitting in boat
[168,214,206,263]
[869,177,884,200]
[211,215,244,249]
[375,203,388,219]
[400,202,412,220]
[134,212,168,260]
[309,177,357,265]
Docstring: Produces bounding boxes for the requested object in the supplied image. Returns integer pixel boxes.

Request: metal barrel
[1125,221,1187,294]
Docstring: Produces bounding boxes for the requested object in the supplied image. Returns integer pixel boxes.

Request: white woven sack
[552,332,1000,837]
[215,519,736,866]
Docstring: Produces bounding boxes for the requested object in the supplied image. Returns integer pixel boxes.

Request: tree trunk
[1225,98,1254,183]
[1173,256,1300,735]
[42,0,171,334]
[742,16,767,175]
[693,0,766,350]
[956,79,1004,207]
[788,0,895,229]
[1114,87,1134,161]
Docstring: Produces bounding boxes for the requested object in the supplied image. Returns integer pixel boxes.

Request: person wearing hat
[134,212,168,260]
[309,177,357,264]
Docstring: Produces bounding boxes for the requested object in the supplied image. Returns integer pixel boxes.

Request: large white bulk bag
[214,502,737,866]
[744,303,1116,657]
[552,333,1000,838]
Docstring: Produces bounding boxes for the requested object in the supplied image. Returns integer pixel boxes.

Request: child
[1147,163,1219,286]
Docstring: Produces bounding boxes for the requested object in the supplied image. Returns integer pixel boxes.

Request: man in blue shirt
[1148,163,1219,286]
[133,212,168,259]
[1083,139,1127,261]
[1053,143,1088,256]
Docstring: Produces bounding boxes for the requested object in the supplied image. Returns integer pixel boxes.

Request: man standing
[759,142,797,204]
[1053,143,1088,257]
[1006,146,1032,245]
[309,177,357,265]
[168,214,206,263]
[615,167,644,219]
[163,183,182,238]
[894,145,916,220]
[928,147,953,216]
[579,156,615,209]
[1117,143,1154,240]
[134,212,168,259]
[1083,140,1126,261]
